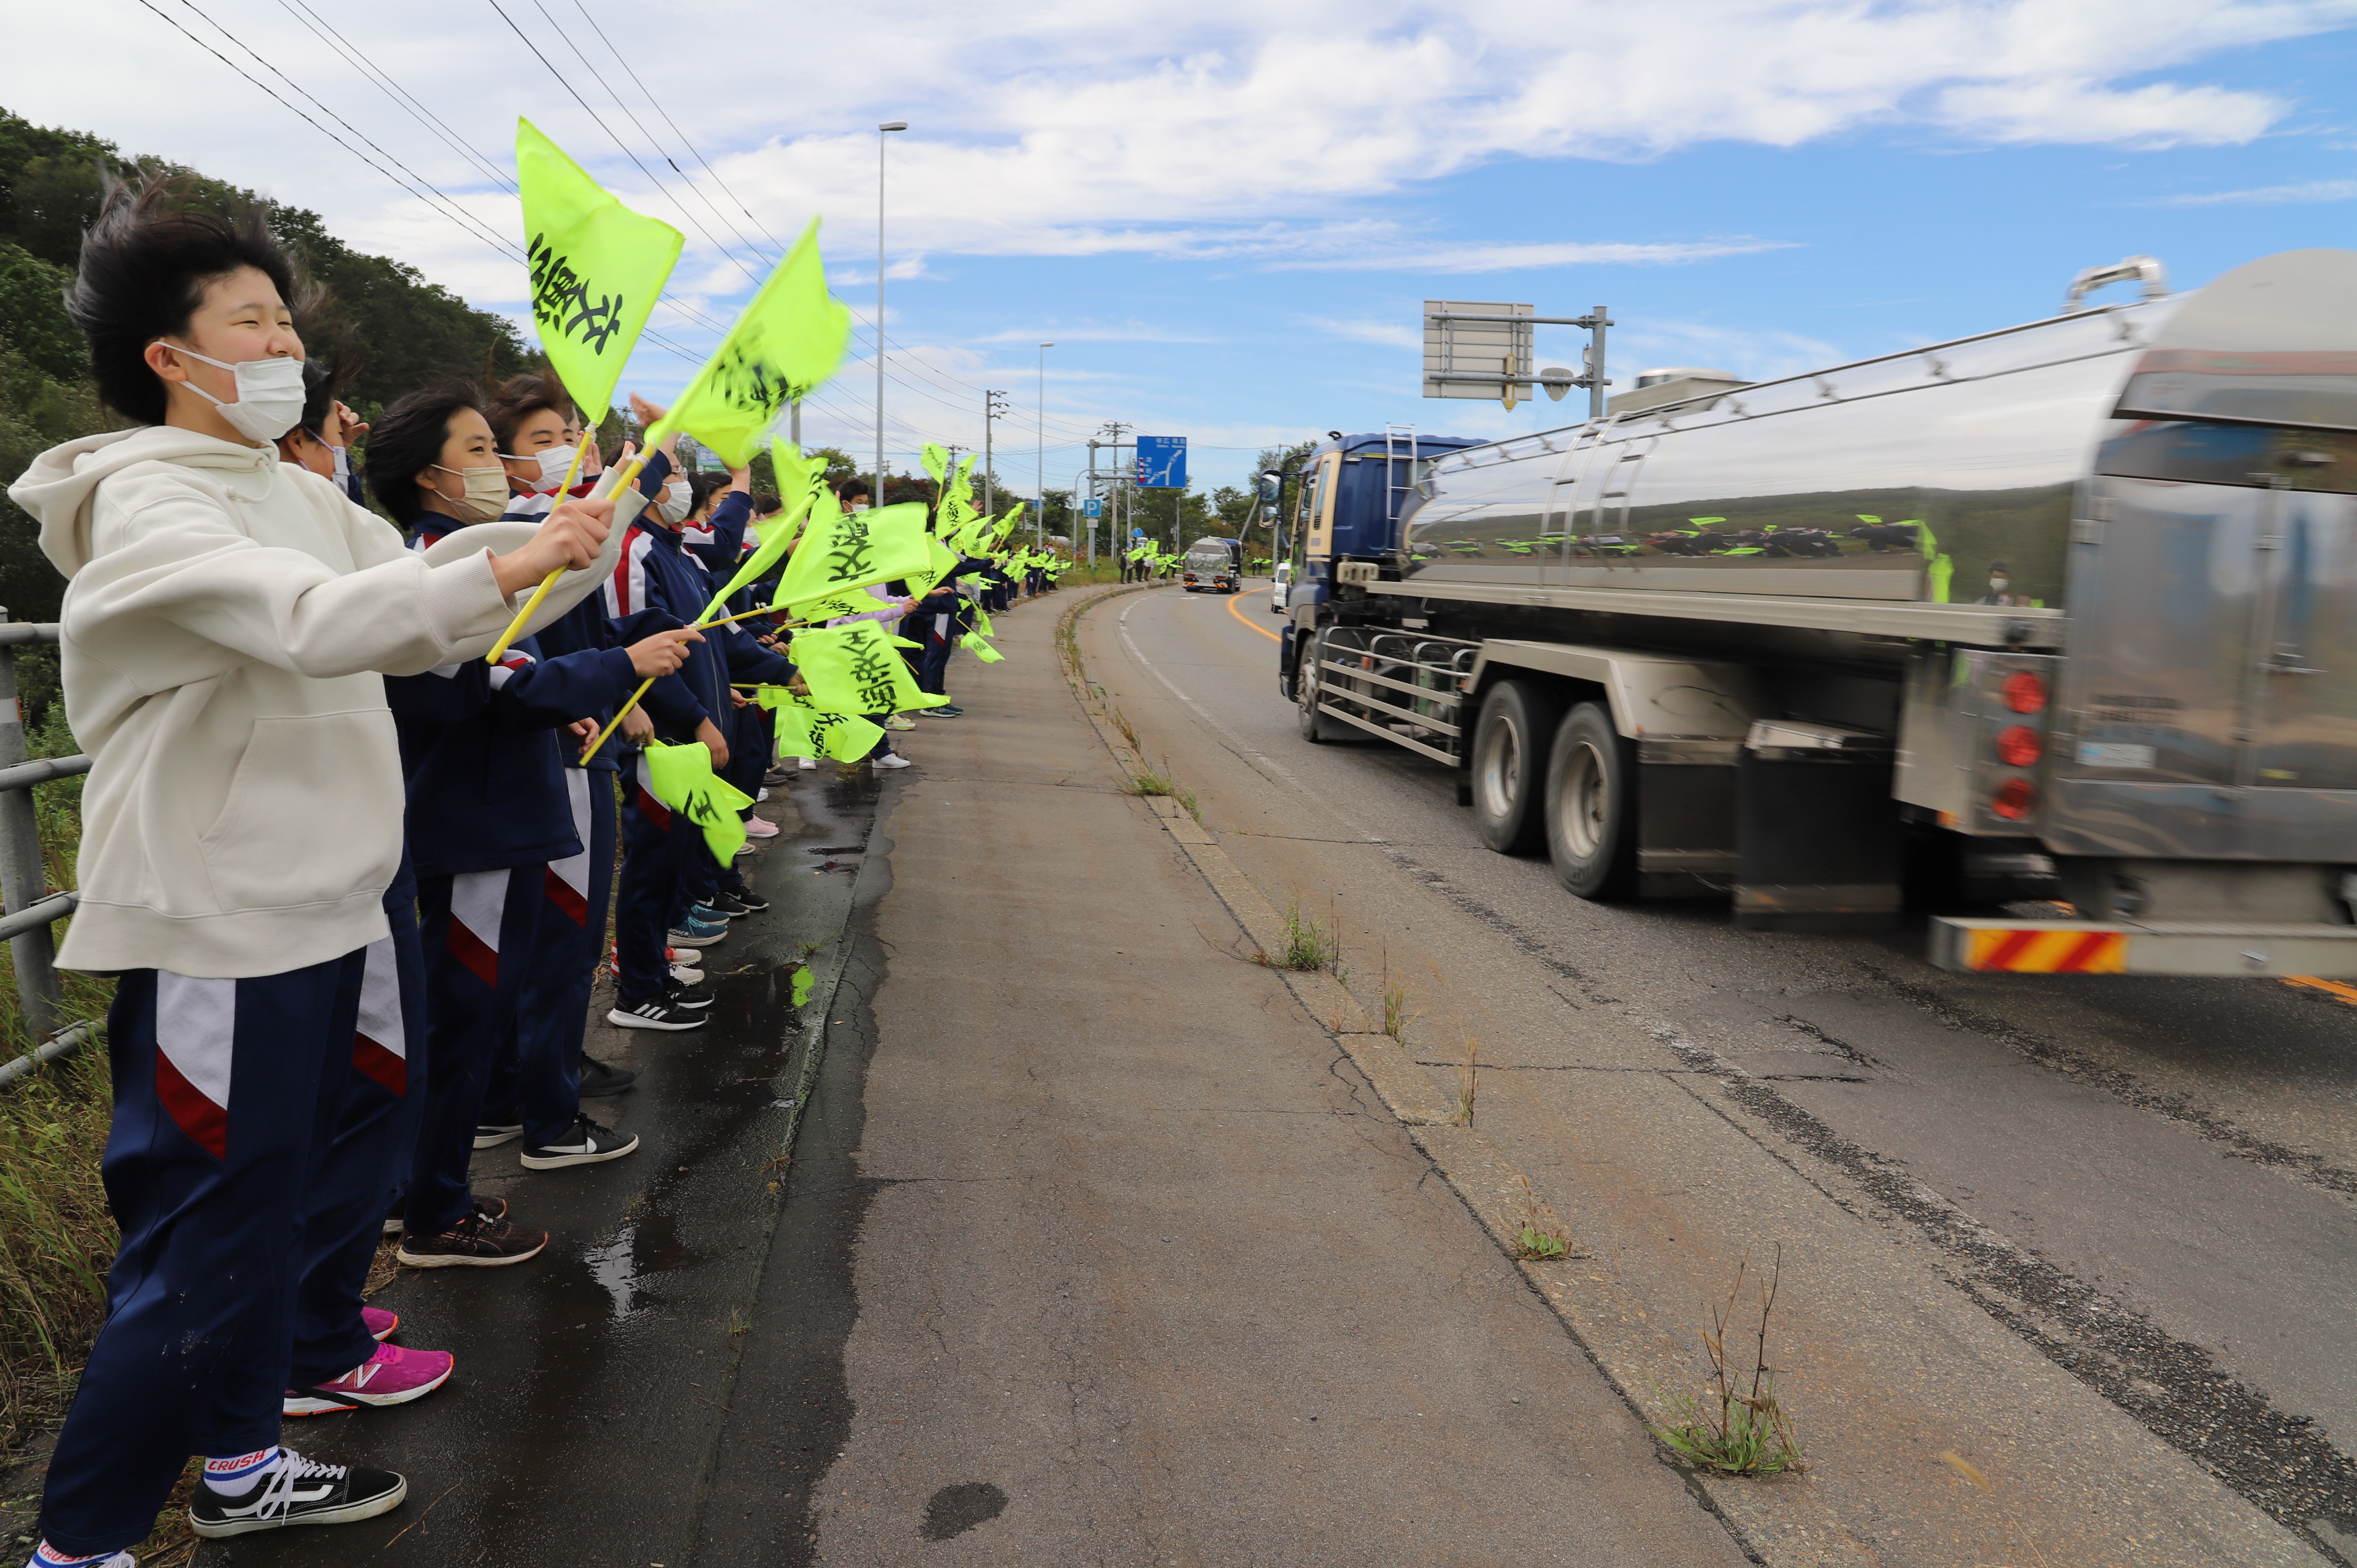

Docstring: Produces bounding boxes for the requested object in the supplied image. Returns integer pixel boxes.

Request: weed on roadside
[1940,1450,2054,1567]
[724,1305,752,1336]
[1650,1246,1807,1477]
[1455,1036,1479,1126]
[1260,902,1338,972]
[1122,769,1175,797]
[1379,948,1416,1043]
[1508,1175,1575,1260]
[1111,708,1141,751]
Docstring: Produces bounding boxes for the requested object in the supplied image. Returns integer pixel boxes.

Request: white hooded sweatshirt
[8,424,618,979]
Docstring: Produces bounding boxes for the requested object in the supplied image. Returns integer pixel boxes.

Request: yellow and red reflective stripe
[1965,927,2127,973]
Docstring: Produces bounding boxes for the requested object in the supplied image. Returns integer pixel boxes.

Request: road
[1086,578,2357,1565]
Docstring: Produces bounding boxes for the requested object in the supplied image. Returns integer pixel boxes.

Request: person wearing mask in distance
[6,174,618,1565]
[368,389,702,1225]
[605,397,798,1028]
[273,357,366,504]
[480,377,709,1110]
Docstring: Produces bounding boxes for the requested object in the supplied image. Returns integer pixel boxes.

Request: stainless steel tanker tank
[1399,249,2357,867]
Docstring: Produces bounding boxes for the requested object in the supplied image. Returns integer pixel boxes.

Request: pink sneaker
[744,815,779,839]
[284,1341,453,1414]
[363,1306,399,1342]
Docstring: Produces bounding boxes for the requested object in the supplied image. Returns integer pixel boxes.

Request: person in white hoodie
[5,174,626,1566]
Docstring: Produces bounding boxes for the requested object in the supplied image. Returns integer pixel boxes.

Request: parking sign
[1083,497,1103,519]
[1134,436,1186,489]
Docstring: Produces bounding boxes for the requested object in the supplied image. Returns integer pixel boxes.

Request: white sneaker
[757,787,769,802]
[744,815,779,839]
[669,960,704,986]
[883,715,917,731]
[797,757,818,770]
[874,754,914,770]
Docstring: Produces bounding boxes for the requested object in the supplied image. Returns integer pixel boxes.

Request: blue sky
[12,0,2357,500]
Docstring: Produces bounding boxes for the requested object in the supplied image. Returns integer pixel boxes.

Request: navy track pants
[40,948,376,1556]
[617,753,683,1003]
[488,769,612,1147]
[409,863,542,1234]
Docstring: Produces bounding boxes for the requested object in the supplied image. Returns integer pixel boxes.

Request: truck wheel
[1544,702,1638,900]
[1471,679,1564,854]
[1296,631,1355,744]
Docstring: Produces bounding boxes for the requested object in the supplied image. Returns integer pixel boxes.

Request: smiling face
[415,407,501,517]
[501,404,573,485]
[144,266,305,442]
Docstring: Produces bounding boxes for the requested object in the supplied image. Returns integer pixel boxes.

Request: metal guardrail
[0,610,94,1081]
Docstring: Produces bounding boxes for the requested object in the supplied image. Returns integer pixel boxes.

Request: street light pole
[1036,342,1053,552]
[982,389,1007,518]
[875,121,907,504]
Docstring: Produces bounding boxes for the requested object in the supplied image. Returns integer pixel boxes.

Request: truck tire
[1471,679,1564,854]
[1295,630,1356,744]
[1544,702,1639,900]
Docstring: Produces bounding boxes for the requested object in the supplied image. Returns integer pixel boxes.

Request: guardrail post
[0,609,62,1040]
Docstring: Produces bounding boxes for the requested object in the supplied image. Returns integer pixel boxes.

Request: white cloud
[1303,317,1422,348]
[2152,177,2357,203]
[1273,240,1792,274]
[14,0,2348,310]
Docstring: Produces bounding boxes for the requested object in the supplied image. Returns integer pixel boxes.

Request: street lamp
[875,120,907,506]
[1036,342,1053,553]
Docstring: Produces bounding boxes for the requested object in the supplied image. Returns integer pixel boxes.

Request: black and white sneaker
[721,887,771,914]
[580,1054,637,1096]
[664,979,715,1010]
[520,1115,640,1170]
[705,890,755,918]
[608,995,707,1031]
[188,1448,406,1538]
[473,1120,524,1149]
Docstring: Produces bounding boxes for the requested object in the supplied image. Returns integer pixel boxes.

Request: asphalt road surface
[1088,578,2357,1566]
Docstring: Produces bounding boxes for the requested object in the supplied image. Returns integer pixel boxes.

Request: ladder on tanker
[1384,423,1420,523]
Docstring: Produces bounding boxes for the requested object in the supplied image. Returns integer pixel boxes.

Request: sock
[31,1544,130,1568]
[202,1446,280,1497]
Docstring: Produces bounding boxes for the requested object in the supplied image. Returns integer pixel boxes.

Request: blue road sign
[1134,436,1186,489]
[1083,497,1103,519]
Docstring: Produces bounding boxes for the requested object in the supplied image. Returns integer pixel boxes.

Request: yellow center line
[2283,974,2357,1006]
[1226,586,1283,643]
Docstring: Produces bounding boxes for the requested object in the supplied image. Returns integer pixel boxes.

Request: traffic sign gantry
[1134,436,1186,489]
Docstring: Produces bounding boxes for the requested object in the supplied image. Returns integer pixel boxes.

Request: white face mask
[158,342,305,443]
[1989,577,2010,594]
[657,486,692,525]
[431,463,512,523]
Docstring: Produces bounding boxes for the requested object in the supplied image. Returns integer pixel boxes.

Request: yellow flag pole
[483,437,599,663]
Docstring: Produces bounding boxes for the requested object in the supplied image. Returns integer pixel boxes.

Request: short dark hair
[484,373,576,455]
[687,471,727,515]
[65,171,306,427]
[834,476,871,502]
[751,492,782,515]
[368,385,486,530]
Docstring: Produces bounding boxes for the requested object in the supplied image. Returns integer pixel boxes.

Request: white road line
[1111,591,1388,846]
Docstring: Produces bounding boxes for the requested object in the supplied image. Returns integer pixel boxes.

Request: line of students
[2,172,1075,1568]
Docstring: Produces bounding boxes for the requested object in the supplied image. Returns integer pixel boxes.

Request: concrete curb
[1056,582,1881,1568]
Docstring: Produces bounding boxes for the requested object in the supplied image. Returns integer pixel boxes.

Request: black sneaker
[608,995,707,1031]
[189,1447,407,1537]
[580,1054,637,1096]
[520,1115,640,1170]
[705,890,756,918]
[473,1120,524,1149]
[723,887,771,914]
[664,979,715,1009]
[394,1209,548,1268]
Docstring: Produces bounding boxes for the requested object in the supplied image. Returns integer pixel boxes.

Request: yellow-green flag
[960,630,1005,664]
[640,741,753,863]
[806,710,886,763]
[792,622,946,714]
[920,444,950,484]
[657,219,850,467]
[518,119,682,420]
[700,460,830,619]
[772,500,931,611]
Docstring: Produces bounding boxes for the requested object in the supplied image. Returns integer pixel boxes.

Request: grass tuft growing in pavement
[1454,1036,1479,1126]
[1262,902,1337,973]
[1650,1246,1807,1477]
[1508,1175,1572,1260]
[1122,769,1176,798]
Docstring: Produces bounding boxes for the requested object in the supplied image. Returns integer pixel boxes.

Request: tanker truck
[1275,249,2357,976]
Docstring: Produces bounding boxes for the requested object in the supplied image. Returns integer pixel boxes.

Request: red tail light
[2002,671,2048,714]
[1991,778,2036,820]
[1996,725,2042,767]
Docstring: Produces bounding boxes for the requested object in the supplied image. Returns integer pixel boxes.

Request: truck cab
[1279,429,1486,691]
[1182,536,1243,593]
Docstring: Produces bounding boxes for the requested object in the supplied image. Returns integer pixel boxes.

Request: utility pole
[1100,420,1130,565]
[1036,343,1053,550]
[982,389,1009,519]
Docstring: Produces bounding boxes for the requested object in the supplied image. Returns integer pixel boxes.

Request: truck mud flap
[1930,917,2357,977]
